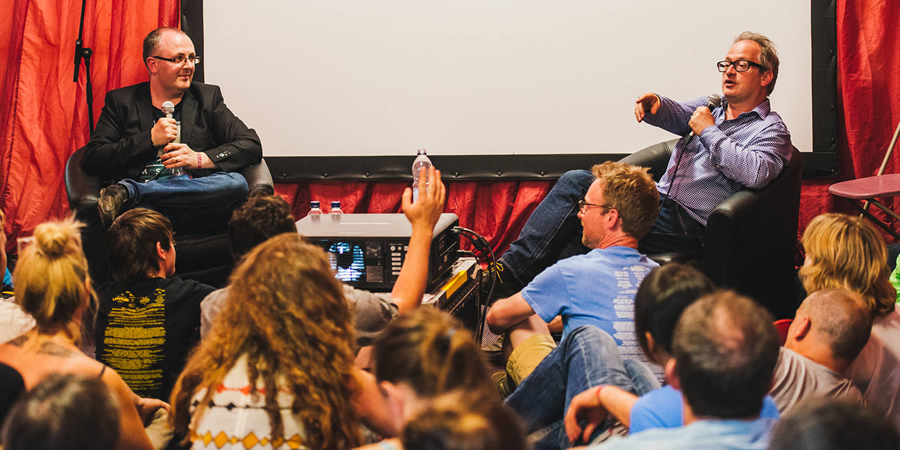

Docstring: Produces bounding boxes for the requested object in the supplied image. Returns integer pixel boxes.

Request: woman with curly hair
[0,217,159,450]
[799,213,899,428]
[170,233,361,449]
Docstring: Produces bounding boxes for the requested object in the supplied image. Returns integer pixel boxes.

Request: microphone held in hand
[161,101,175,119]
[684,94,723,144]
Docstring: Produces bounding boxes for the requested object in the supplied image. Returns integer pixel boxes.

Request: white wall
[204,1,811,157]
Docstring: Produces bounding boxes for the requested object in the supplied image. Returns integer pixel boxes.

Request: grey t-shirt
[200,284,398,347]
[769,347,864,414]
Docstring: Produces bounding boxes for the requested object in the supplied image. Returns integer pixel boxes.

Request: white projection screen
[202,1,813,158]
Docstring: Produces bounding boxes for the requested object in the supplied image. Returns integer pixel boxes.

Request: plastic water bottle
[412,148,432,202]
[308,201,323,218]
[330,201,344,215]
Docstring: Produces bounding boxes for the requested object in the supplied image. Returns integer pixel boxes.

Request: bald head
[793,288,872,363]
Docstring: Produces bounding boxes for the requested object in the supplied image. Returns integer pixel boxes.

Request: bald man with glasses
[80,27,262,231]
[490,31,793,298]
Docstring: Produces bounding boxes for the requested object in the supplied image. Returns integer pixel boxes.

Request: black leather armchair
[621,140,803,319]
[65,147,274,287]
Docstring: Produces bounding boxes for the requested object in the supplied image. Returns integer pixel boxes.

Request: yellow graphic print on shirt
[102,288,166,396]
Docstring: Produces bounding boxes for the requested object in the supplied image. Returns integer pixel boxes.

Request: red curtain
[1,0,897,256]
[0,0,178,252]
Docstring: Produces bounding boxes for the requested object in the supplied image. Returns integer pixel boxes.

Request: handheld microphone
[161,101,175,119]
[684,94,722,144]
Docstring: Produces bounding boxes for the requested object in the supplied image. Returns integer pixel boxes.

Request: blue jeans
[505,326,658,449]
[119,172,248,233]
[499,170,705,288]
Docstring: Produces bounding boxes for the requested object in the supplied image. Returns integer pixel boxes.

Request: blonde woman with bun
[0,217,163,450]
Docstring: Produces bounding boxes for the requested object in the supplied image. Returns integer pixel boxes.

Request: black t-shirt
[95,276,214,400]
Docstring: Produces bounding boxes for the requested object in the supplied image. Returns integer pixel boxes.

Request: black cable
[451,226,497,344]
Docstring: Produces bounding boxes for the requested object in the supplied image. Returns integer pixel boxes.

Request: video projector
[295,213,460,292]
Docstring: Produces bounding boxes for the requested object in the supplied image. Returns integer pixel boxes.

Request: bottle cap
[331,201,341,208]
[417,148,427,155]
[310,201,320,208]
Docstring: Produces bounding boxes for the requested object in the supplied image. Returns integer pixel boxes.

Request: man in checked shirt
[490,31,792,295]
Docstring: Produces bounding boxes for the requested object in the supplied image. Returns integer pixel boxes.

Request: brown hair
[227,193,296,261]
[734,31,780,95]
[674,291,779,419]
[401,390,527,450]
[799,213,895,318]
[170,233,360,448]
[591,161,659,239]
[104,208,174,285]
[13,217,92,343]
[373,308,493,398]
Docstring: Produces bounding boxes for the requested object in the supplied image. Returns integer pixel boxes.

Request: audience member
[0,217,162,450]
[770,288,869,412]
[1,374,120,450]
[81,27,261,230]
[0,209,35,343]
[769,398,900,450]
[201,166,446,345]
[798,213,900,427]
[95,208,214,400]
[490,31,791,295]
[367,308,505,442]
[1,209,12,298]
[170,233,361,449]
[891,253,900,302]
[486,161,658,395]
[398,390,527,450]
[568,291,780,449]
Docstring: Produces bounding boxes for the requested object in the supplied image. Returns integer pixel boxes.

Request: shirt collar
[720,98,771,120]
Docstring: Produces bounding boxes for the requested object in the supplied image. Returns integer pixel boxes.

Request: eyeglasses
[578,199,612,214]
[717,60,765,73]
[150,54,201,65]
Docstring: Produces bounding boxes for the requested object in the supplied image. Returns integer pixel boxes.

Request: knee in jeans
[558,169,594,189]
[220,173,249,197]
[564,325,615,349]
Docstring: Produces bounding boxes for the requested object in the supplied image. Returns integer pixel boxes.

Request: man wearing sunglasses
[80,27,262,231]
[490,31,792,298]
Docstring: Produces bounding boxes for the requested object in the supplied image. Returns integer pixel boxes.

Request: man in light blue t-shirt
[486,161,659,395]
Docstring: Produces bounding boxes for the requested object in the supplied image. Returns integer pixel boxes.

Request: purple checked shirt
[644,95,792,225]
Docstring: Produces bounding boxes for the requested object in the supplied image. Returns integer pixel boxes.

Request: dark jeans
[498,169,705,288]
[505,326,659,449]
[119,172,248,233]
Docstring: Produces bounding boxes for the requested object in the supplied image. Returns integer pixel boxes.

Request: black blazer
[80,81,262,183]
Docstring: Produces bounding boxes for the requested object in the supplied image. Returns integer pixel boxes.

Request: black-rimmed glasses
[578,199,612,214]
[150,54,201,65]
[717,60,765,72]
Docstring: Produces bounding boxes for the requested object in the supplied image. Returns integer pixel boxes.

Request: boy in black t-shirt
[95,208,214,400]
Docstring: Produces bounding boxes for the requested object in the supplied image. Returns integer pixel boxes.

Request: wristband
[595,385,605,403]
[197,153,203,169]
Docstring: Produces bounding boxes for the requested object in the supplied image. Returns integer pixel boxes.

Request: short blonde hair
[799,214,895,318]
[591,161,659,239]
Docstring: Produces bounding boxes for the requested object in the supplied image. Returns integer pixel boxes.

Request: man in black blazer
[80,27,262,230]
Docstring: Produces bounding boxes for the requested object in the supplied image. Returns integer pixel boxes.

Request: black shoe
[98,184,129,227]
